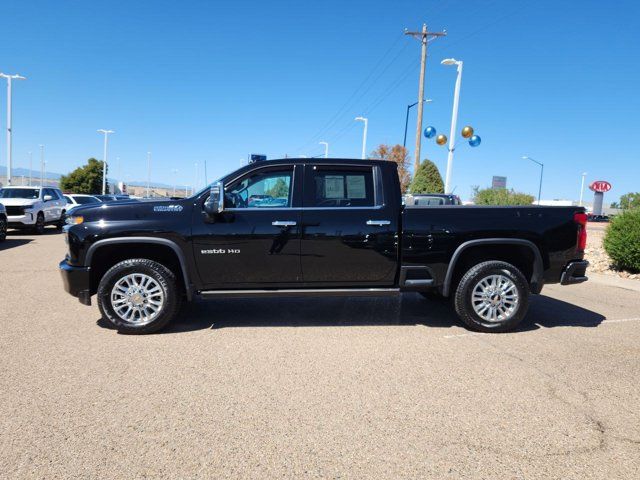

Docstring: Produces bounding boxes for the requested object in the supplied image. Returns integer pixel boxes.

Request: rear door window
[306,166,376,208]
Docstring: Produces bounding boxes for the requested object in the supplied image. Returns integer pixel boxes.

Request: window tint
[414,196,445,206]
[64,195,73,204]
[0,188,40,199]
[74,196,101,205]
[43,189,54,199]
[225,168,293,209]
[310,167,375,207]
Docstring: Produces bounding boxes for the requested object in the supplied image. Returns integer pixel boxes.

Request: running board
[199,288,401,299]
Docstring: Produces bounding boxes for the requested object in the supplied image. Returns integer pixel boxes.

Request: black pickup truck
[60,158,588,334]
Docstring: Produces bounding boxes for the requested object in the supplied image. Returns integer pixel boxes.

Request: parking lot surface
[1,230,639,479]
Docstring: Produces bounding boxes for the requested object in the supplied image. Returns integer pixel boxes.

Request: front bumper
[560,260,589,285]
[59,259,92,305]
[7,213,35,227]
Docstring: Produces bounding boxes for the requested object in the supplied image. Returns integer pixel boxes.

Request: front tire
[0,217,6,241]
[97,258,182,334]
[453,260,529,333]
[33,212,45,235]
[56,210,66,230]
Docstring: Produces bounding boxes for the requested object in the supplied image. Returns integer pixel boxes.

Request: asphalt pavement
[1,229,639,479]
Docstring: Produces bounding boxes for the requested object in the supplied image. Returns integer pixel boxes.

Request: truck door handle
[366,220,391,226]
[272,221,297,227]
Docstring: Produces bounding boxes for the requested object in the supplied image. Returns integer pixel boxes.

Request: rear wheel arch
[442,239,544,297]
[86,238,193,300]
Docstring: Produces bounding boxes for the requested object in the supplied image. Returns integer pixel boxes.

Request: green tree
[604,209,640,273]
[60,158,108,194]
[618,192,640,210]
[266,178,289,198]
[370,144,411,193]
[472,186,534,206]
[409,158,444,194]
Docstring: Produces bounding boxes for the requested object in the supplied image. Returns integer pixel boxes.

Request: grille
[5,206,25,216]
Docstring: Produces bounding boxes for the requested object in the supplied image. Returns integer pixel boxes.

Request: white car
[0,186,67,234]
[0,202,6,241]
[63,194,102,213]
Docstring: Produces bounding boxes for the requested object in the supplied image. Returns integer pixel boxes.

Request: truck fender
[85,237,193,301]
[442,238,544,297]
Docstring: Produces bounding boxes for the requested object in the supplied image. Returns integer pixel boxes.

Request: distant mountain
[0,164,174,189]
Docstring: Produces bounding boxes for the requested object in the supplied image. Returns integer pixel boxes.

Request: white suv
[0,186,67,234]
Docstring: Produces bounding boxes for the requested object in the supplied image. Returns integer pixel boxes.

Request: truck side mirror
[204,181,224,217]
[43,194,53,202]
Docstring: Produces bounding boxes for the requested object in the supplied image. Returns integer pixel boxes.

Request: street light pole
[146,152,151,198]
[355,116,368,159]
[442,58,463,194]
[171,168,178,197]
[97,129,114,194]
[319,141,329,158]
[39,145,44,187]
[523,156,544,205]
[403,99,432,149]
[0,73,26,186]
[28,151,32,186]
[579,172,587,206]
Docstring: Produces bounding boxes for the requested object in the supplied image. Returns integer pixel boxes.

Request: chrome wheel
[110,273,165,325]
[471,274,519,323]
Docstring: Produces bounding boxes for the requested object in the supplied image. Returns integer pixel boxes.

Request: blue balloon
[424,126,437,139]
[469,135,482,147]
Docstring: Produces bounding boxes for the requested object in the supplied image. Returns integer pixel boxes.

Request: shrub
[603,209,640,273]
[409,159,444,194]
[472,186,534,206]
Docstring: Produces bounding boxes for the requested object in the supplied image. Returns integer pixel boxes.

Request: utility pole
[1,73,27,185]
[405,24,446,173]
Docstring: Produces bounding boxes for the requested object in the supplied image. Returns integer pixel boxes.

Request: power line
[293,33,408,153]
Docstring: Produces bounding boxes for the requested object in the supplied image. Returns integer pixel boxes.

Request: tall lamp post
[28,150,32,186]
[39,145,44,187]
[171,168,178,197]
[403,99,431,148]
[579,172,587,206]
[97,129,114,194]
[441,58,463,194]
[355,116,368,159]
[319,141,329,158]
[0,72,26,186]
[146,152,151,198]
[522,155,544,205]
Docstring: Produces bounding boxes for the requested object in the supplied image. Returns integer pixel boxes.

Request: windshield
[73,196,101,205]
[0,188,40,199]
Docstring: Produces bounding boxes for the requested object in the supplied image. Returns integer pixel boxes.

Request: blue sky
[0,0,639,201]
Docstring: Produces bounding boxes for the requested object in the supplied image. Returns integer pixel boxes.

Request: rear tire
[453,260,529,333]
[97,258,182,334]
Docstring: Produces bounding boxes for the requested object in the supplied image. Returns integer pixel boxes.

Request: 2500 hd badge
[59,158,588,335]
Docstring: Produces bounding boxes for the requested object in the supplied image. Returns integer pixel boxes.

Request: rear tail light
[574,212,588,251]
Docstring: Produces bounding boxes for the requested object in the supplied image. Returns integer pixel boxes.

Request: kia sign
[589,181,612,193]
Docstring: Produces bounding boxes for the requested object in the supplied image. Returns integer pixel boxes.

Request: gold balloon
[436,134,448,146]
[461,126,474,138]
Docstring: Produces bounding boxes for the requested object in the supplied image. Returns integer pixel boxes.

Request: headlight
[66,215,84,225]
